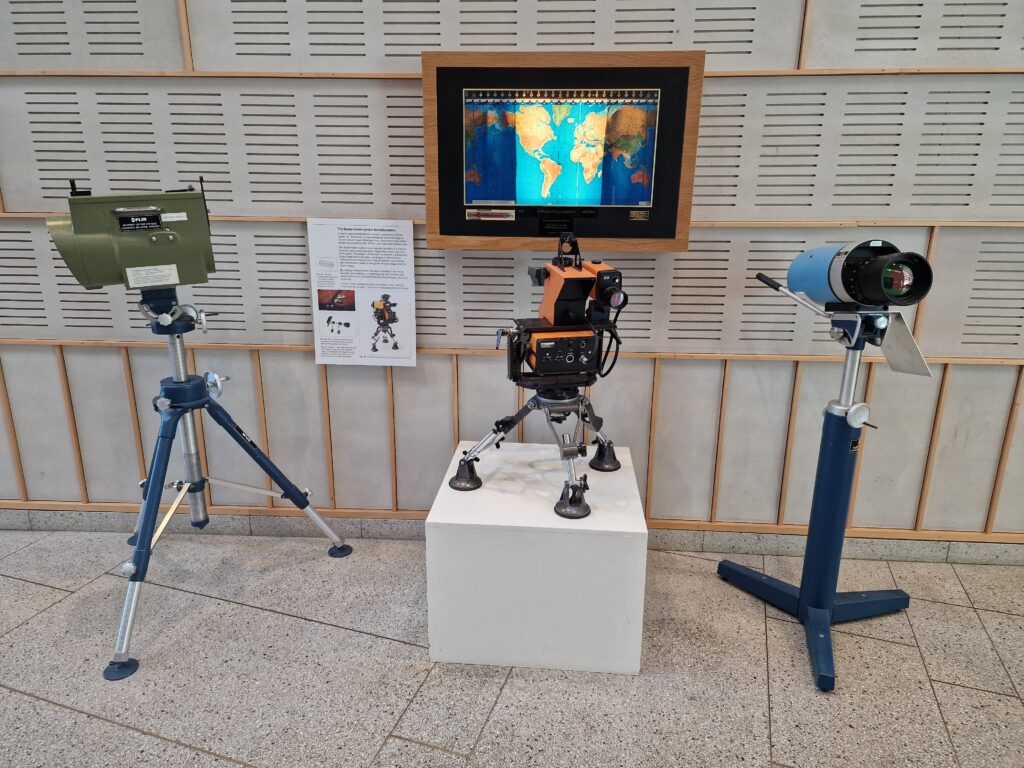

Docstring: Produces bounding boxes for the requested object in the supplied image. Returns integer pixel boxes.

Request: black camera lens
[839,242,932,307]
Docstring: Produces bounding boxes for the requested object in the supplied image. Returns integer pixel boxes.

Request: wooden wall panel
[648,359,724,520]
[924,365,1019,531]
[260,351,329,508]
[853,364,944,530]
[191,348,265,506]
[63,347,139,503]
[0,346,79,501]
[393,355,454,509]
[715,361,794,523]
[586,357,655,506]
[326,365,393,510]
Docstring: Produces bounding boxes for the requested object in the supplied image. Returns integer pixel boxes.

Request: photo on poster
[306,219,417,366]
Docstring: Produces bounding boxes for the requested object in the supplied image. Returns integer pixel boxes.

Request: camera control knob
[846,403,871,429]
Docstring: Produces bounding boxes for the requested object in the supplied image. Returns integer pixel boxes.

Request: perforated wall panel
[918,227,1024,359]
[0,0,185,70]
[185,0,803,73]
[804,0,1024,70]
[3,75,1019,222]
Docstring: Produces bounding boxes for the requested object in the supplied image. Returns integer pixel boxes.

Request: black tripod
[449,386,620,519]
[106,288,351,682]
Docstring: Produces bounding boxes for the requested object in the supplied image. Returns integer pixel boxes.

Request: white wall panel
[0,370,20,499]
[924,364,1018,531]
[393,355,454,509]
[0,346,80,501]
[327,365,393,510]
[185,0,803,73]
[648,359,724,520]
[804,0,1024,70]
[0,0,185,70]
[853,364,944,530]
[783,362,838,526]
[63,347,139,502]
[191,348,265,506]
[586,357,655,506]
[918,228,1024,359]
[715,360,793,523]
[457,355,518,443]
[993,374,1024,532]
[260,350,328,508]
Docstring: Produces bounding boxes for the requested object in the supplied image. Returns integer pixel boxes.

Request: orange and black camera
[502,233,627,390]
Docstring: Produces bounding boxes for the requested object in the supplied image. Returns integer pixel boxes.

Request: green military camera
[46,185,215,290]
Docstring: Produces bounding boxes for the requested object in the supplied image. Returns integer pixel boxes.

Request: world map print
[463,90,658,208]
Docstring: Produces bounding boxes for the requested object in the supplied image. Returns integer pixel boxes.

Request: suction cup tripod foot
[329,543,354,558]
[103,658,139,681]
[589,441,621,472]
[554,477,591,519]
[371,346,378,352]
[449,457,482,491]
[392,343,399,350]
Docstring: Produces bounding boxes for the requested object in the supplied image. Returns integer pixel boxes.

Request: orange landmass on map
[570,111,608,184]
[516,104,556,157]
[465,169,481,184]
[607,104,652,142]
[630,169,651,186]
[539,158,562,198]
[464,109,488,139]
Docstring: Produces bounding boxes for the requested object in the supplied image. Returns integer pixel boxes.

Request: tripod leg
[449,397,536,491]
[105,407,183,681]
[543,405,590,519]
[204,399,352,557]
[167,332,209,528]
[581,397,620,472]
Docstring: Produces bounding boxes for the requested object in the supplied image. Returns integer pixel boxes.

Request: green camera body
[47,190,216,290]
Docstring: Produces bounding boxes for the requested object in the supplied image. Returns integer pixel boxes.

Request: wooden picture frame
[422,51,705,252]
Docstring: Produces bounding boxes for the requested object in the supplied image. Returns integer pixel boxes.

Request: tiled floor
[0,531,1022,768]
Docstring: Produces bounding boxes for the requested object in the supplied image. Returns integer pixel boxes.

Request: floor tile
[0,530,50,559]
[933,682,1024,768]
[0,574,67,635]
[0,688,237,767]
[250,513,361,540]
[702,531,806,556]
[371,738,467,768]
[767,620,956,768]
[889,562,972,607]
[684,550,764,569]
[952,564,1024,616]
[135,535,428,645]
[362,519,425,540]
[646,529,703,552]
[763,556,916,645]
[27,509,136,533]
[842,538,948,563]
[0,532,129,591]
[0,575,430,768]
[906,600,1014,695]
[395,663,509,754]
[0,509,31,530]
[468,552,772,768]
[979,610,1024,697]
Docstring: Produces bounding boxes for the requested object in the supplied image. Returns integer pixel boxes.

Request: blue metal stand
[104,289,350,681]
[717,343,909,692]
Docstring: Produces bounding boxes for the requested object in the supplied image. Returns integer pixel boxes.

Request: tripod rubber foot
[589,441,621,472]
[103,659,139,681]
[126,533,138,546]
[191,518,210,529]
[371,346,379,352]
[554,499,591,519]
[449,459,482,491]
[392,343,399,350]
[328,544,353,558]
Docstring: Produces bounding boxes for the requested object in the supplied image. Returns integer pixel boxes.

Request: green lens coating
[882,262,915,298]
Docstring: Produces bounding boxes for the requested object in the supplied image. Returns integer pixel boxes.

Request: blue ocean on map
[464,96,657,208]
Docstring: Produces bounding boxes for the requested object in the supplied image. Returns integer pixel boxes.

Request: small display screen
[464,89,659,209]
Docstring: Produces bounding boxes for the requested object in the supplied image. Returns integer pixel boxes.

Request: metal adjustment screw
[204,371,230,399]
[873,315,890,330]
[121,562,136,577]
[828,327,845,340]
[155,396,172,411]
[846,402,871,428]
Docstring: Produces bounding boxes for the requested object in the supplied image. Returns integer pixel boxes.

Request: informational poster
[307,219,416,366]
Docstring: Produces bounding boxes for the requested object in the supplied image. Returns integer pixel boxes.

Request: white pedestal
[426,441,648,675]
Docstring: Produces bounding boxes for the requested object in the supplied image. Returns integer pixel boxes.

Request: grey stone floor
[0,531,1022,768]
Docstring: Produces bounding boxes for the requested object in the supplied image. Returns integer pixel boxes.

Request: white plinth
[426,441,648,675]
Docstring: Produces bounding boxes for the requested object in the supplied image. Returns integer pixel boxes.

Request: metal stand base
[717,560,908,691]
[103,659,139,681]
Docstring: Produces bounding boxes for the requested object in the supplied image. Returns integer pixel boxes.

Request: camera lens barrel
[787,240,932,307]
